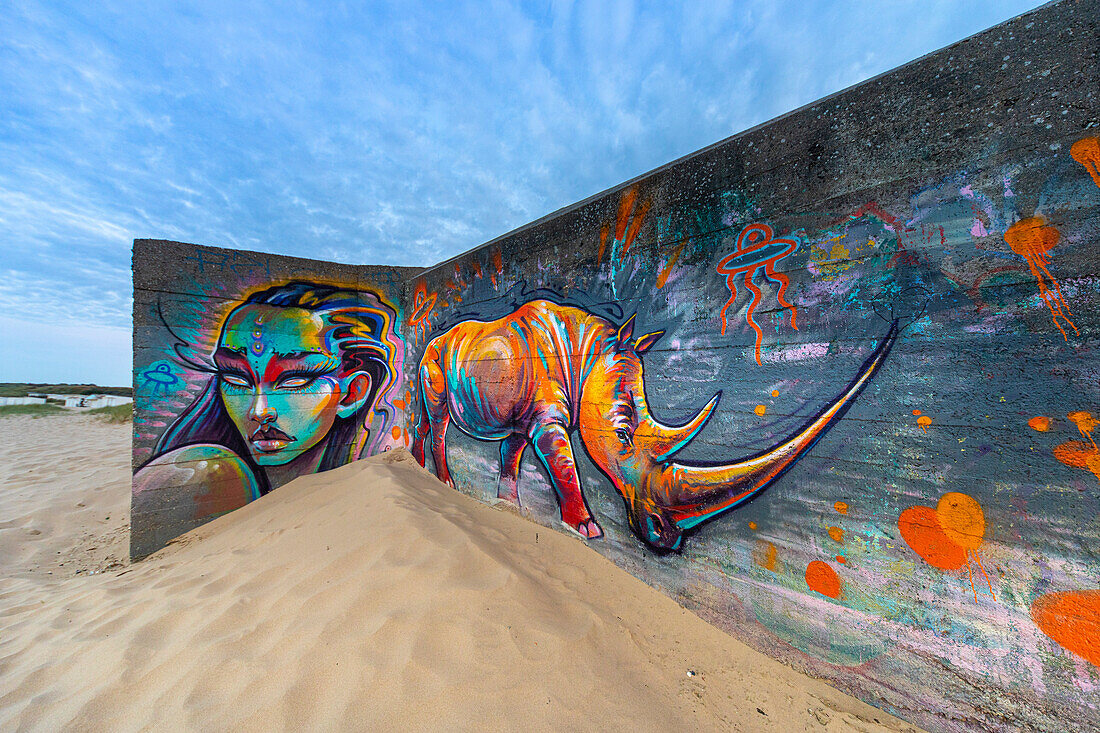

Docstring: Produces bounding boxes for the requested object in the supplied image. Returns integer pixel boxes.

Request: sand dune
[0,415,919,731]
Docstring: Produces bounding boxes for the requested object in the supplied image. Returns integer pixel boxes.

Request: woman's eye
[222,374,250,388]
[615,428,631,446]
[279,376,313,389]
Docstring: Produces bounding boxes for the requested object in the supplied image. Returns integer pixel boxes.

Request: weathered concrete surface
[398,2,1099,731]
[131,239,418,558]
[134,1,1099,729]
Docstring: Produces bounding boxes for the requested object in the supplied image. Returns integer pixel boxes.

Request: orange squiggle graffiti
[717,223,799,365]
[1004,217,1078,340]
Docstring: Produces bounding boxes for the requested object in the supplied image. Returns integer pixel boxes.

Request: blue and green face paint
[214,304,370,467]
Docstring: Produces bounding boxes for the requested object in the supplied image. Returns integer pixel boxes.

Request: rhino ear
[616,314,636,347]
[634,331,664,354]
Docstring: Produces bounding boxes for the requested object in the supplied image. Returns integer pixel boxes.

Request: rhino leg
[497,433,527,505]
[531,423,602,539]
[419,359,455,488]
[410,381,430,467]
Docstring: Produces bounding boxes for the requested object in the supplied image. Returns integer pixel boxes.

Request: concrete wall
[132,1,1099,729]
[400,2,1098,730]
[131,239,418,558]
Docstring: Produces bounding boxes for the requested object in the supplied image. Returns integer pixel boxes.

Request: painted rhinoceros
[411,299,896,551]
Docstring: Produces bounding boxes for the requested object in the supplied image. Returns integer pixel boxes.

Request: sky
[0,0,1044,387]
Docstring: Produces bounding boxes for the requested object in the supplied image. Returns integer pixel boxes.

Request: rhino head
[578,314,896,552]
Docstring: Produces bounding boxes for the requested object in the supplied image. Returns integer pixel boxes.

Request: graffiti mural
[411,299,896,550]
[132,242,411,557]
[133,3,1099,730]
[390,3,1100,723]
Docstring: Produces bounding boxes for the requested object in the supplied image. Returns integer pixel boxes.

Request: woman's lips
[250,425,295,452]
[252,438,293,452]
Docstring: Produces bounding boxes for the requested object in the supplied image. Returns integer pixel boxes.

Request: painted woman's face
[214,304,369,466]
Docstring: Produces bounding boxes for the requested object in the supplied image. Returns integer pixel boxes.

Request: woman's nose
[249,391,277,423]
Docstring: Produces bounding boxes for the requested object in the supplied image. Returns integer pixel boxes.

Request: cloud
[0,0,1043,383]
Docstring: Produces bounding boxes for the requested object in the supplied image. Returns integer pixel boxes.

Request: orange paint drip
[805,560,841,599]
[1031,589,1100,667]
[748,521,757,531]
[1028,416,1051,432]
[827,526,844,543]
[835,555,847,564]
[912,409,922,416]
[615,188,638,241]
[834,501,849,515]
[1004,217,1078,340]
[917,415,932,433]
[597,224,609,264]
[621,198,651,256]
[491,249,503,286]
[771,389,779,397]
[656,241,687,289]
[1070,136,1100,189]
[754,404,766,416]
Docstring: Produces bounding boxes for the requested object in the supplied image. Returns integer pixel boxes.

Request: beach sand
[0,414,920,732]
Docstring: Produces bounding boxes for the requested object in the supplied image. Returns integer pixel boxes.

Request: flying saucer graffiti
[717,223,800,364]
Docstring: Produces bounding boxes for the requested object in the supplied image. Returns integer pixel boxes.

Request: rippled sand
[0,414,919,731]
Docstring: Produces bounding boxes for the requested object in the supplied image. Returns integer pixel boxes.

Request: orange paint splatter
[393,399,406,411]
[912,409,922,416]
[753,540,778,571]
[1031,589,1100,667]
[754,404,767,416]
[834,501,849,515]
[1070,136,1100,189]
[835,555,847,564]
[917,415,932,433]
[748,521,757,531]
[1053,440,1100,483]
[771,389,779,397]
[827,526,844,543]
[1053,440,1095,468]
[1004,217,1078,340]
[1067,411,1098,448]
[1028,416,1051,432]
[655,241,687,289]
[898,506,968,571]
[391,426,402,440]
[936,492,985,551]
[805,560,841,599]
[899,494,995,601]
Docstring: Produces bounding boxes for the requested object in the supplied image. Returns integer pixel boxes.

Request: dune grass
[85,404,132,423]
[0,404,68,418]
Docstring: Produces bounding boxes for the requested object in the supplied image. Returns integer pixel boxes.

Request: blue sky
[0,0,1042,386]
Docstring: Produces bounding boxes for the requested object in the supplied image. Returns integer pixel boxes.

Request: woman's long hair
[150,281,402,492]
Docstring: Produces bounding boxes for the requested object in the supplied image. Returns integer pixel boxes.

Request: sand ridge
[0,415,920,731]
